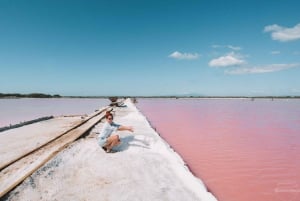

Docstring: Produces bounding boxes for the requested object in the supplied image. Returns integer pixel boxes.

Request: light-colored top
[98,121,120,139]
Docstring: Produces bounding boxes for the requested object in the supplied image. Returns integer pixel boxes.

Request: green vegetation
[0,93,61,98]
[1,93,299,99]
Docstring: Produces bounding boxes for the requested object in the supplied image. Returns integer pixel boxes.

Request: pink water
[0,98,109,127]
[137,98,300,201]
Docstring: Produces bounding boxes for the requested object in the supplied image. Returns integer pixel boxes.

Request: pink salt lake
[0,98,109,127]
[137,98,300,201]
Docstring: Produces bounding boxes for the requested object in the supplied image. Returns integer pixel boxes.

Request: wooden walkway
[0,106,110,198]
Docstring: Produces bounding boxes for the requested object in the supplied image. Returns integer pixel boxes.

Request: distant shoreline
[1,93,300,99]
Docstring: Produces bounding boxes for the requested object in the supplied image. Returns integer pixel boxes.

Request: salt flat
[0,116,83,169]
[3,99,217,201]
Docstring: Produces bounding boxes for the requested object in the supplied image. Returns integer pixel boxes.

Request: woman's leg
[104,135,120,152]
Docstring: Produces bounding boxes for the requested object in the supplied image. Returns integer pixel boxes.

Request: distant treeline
[0,93,61,98]
[128,95,300,99]
[1,93,299,99]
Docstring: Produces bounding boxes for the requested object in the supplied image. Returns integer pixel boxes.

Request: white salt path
[4,99,217,201]
[0,116,83,169]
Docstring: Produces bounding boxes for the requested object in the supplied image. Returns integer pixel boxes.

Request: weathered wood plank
[0,107,110,197]
[0,107,108,170]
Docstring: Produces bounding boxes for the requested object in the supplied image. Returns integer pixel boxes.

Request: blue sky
[0,0,300,96]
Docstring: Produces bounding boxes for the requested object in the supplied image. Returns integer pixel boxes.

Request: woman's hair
[105,111,113,119]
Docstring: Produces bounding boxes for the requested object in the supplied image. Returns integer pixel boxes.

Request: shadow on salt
[113,135,150,152]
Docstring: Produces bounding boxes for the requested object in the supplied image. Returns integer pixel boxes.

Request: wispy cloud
[271,51,280,55]
[209,52,245,67]
[250,90,267,95]
[264,23,300,42]
[211,44,222,49]
[168,51,200,60]
[225,63,300,75]
[227,45,242,51]
[290,88,300,94]
[293,51,300,55]
[212,44,242,51]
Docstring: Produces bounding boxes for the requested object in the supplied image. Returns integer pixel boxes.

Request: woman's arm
[118,125,134,132]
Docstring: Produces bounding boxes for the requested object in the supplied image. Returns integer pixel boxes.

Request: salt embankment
[3,99,217,201]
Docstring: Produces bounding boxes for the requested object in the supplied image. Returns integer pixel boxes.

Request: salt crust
[4,99,217,201]
[0,116,83,169]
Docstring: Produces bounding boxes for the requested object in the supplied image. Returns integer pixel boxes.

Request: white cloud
[211,44,242,51]
[227,45,242,51]
[209,52,245,67]
[271,51,280,55]
[225,63,300,75]
[264,23,300,42]
[168,51,200,60]
[211,44,222,48]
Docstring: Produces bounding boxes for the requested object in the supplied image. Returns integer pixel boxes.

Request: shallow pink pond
[0,98,109,127]
[137,98,300,201]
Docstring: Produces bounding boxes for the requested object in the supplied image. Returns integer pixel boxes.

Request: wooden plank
[0,117,82,170]
[0,107,108,170]
[0,107,110,198]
